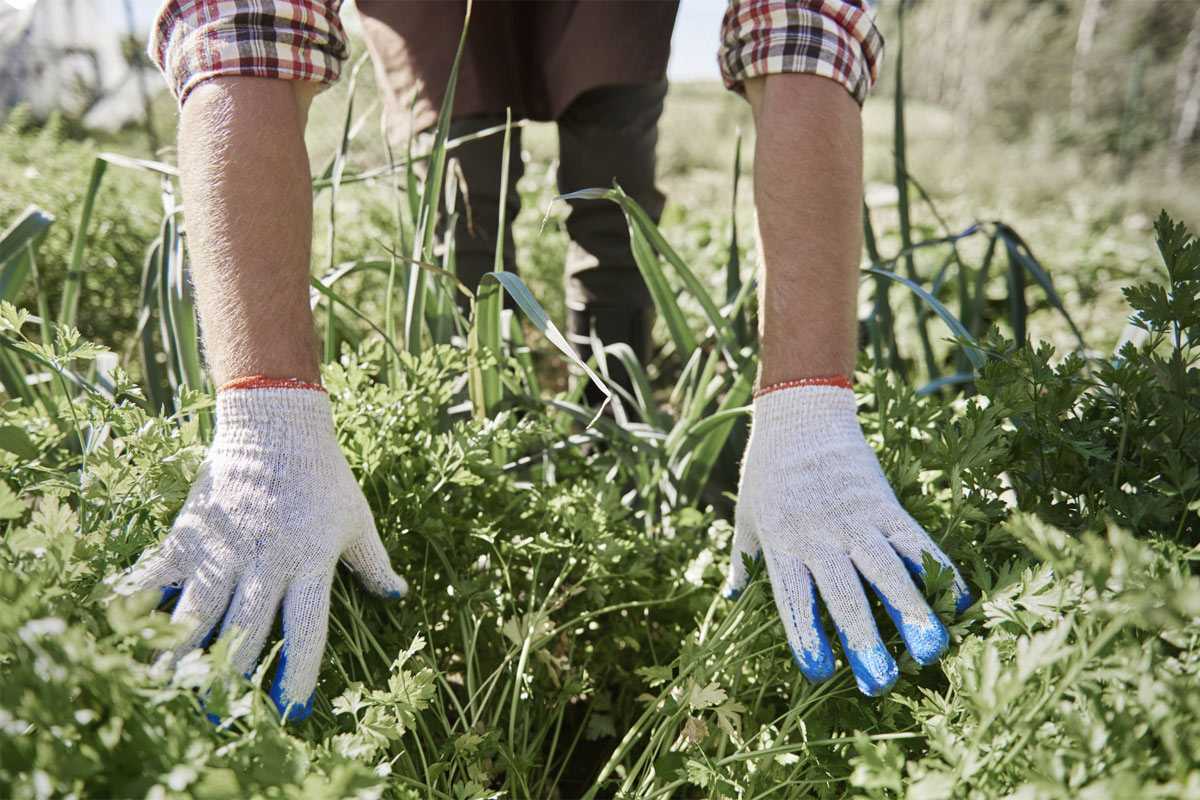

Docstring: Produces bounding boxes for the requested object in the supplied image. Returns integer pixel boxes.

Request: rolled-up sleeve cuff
[148,0,349,107]
[719,0,884,107]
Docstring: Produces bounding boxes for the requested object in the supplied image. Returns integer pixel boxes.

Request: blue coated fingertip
[873,585,949,667]
[269,644,315,723]
[791,643,836,683]
[908,612,949,666]
[386,589,406,600]
[833,625,899,696]
[845,643,899,696]
[789,593,836,682]
[723,585,743,601]
[270,683,315,723]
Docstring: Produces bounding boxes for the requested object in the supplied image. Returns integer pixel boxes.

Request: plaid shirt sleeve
[719,0,884,106]
[148,0,349,107]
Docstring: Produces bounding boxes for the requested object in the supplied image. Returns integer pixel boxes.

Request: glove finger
[880,514,973,615]
[216,565,286,679]
[807,551,898,697]
[723,513,761,600]
[270,572,333,723]
[849,534,948,666]
[761,548,835,682]
[117,545,188,607]
[341,521,408,599]
[167,570,235,662]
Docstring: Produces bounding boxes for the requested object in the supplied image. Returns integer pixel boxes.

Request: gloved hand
[726,378,971,696]
[116,378,408,721]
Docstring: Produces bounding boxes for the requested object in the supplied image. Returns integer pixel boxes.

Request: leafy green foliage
[2,217,1199,796]
[973,213,1200,542]
[0,113,160,355]
[1,19,1198,794]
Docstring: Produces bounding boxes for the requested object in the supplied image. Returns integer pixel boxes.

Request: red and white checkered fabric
[148,0,348,106]
[149,0,882,108]
[719,0,884,106]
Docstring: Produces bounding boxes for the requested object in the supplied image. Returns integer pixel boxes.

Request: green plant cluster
[0,215,1198,797]
[0,110,160,354]
[2,8,1199,793]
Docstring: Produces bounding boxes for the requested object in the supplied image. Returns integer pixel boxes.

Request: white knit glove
[118,379,408,721]
[727,379,971,696]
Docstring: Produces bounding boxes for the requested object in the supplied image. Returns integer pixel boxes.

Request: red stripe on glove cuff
[219,375,326,393]
[753,375,852,399]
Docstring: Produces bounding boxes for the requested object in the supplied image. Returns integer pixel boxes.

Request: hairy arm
[743,74,863,385]
[177,77,321,384]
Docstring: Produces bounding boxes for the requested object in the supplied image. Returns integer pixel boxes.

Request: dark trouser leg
[557,81,667,405]
[445,115,523,316]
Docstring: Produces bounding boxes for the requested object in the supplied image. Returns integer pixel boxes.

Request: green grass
[2,18,1200,797]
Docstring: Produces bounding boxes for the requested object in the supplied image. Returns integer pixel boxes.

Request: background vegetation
[1,0,1199,797]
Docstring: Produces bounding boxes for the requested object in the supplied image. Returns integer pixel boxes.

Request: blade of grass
[1004,229,1029,343]
[916,372,976,396]
[680,347,723,426]
[309,276,407,372]
[428,162,462,346]
[26,239,51,349]
[404,98,422,239]
[970,230,999,338]
[469,109,511,419]
[161,211,207,431]
[892,169,979,376]
[0,346,33,403]
[481,271,613,425]
[604,342,666,428]
[156,213,179,396]
[0,207,54,301]
[997,223,1087,351]
[379,245,474,306]
[59,157,108,328]
[98,151,178,179]
[726,132,746,344]
[863,201,900,374]
[676,402,752,450]
[406,0,473,355]
[892,4,938,380]
[508,311,539,397]
[135,237,170,414]
[382,113,408,386]
[322,54,370,365]
[865,266,985,369]
[613,187,739,362]
[669,345,705,411]
[625,209,697,361]
[553,187,728,362]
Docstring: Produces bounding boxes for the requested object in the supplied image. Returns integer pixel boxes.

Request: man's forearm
[744,74,864,385]
[178,78,321,385]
